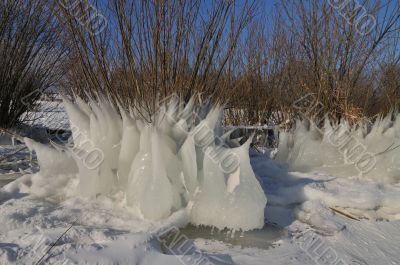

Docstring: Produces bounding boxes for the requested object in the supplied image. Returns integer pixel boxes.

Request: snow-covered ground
[20,100,69,131]
[1,99,399,265]
[0,149,399,265]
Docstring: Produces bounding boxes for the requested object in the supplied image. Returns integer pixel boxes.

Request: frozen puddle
[176,224,287,249]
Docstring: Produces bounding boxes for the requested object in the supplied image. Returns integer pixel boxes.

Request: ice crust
[25,97,267,231]
[277,114,400,183]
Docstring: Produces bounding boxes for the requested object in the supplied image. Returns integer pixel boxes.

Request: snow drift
[277,114,400,183]
[24,96,267,231]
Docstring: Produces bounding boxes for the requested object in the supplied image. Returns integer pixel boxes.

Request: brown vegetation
[0,0,65,128]
[2,0,400,128]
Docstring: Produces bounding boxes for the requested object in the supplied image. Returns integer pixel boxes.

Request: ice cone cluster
[27,96,267,231]
[277,115,400,184]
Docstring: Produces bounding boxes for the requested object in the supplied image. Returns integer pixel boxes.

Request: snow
[1,153,400,264]
[20,100,69,131]
[1,100,400,264]
[193,219,400,265]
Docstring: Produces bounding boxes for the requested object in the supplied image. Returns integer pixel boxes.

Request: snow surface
[1,152,400,264]
[1,100,400,264]
[20,100,69,131]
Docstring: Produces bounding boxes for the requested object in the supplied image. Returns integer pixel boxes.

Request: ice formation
[277,114,400,183]
[25,96,267,231]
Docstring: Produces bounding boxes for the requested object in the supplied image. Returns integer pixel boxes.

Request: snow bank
[24,96,267,231]
[277,114,400,183]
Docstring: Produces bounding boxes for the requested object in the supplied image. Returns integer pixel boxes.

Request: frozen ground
[0,146,399,265]
[0,98,399,265]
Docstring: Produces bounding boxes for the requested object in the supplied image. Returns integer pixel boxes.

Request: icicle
[278,112,400,184]
[30,96,268,230]
[118,108,139,188]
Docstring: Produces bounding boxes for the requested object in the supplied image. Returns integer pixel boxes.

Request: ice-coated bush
[26,96,267,231]
[277,114,400,184]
